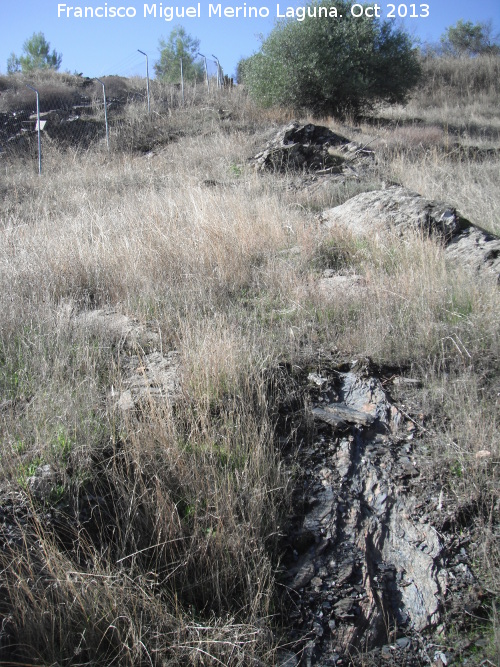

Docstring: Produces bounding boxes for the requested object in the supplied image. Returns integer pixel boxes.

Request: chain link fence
[0,57,232,170]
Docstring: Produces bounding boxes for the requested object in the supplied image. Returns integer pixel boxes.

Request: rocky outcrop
[60,305,181,413]
[280,359,477,665]
[321,187,500,280]
[251,122,373,174]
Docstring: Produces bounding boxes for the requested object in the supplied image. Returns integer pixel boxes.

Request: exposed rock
[251,122,371,174]
[291,562,316,590]
[321,187,500,280]
[1,104,106,152]
[60,304,181,412]
[280,359,471,664]
[445,225,500,277]
[114,350,181,410]
[28,464,58,500]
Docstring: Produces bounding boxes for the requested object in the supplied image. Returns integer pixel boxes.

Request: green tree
[154,26,204,83]
[440,20,500,56]
[7,32,62,74]
[243,0,421,118]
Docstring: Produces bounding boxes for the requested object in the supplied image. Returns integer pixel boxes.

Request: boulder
[251,121,355,173]
[322,187,500,280]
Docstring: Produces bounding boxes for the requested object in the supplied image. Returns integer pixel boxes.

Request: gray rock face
[28,464,58,500]
[321,187,500,280]
[282,360,451,663]
[115,350,181,411]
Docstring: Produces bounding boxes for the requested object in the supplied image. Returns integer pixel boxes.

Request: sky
[1,1,499,80]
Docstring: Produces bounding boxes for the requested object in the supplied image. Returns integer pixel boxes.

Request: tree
[236,56,251,85]
[7,32,62,74]
[154,26,204,83]
[440,20,500,56]
[242,0,421,118]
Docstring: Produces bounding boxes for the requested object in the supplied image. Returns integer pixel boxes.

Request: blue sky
[1,1,499,79]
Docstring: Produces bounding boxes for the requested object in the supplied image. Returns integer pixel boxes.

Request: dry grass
[357,54,500,233]
[385,147,499,233]
[375,54,500,132]
[0,65,499,664]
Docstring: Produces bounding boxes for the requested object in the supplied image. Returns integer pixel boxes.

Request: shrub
[242,0,421,117]
[440,19,500,57]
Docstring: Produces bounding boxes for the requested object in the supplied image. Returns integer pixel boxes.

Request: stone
[58,304,181,413]
[312,404,375,428]
[251,122,354,174]
[117,350,181,410]
[28,465,57,499]
[321,187,500,281]
[333,598,355,618]
[395,637,411,649]
[308,372,329,387]
[381,645,392,660]
[291,562,316,590]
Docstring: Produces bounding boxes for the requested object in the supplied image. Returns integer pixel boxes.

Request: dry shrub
[0,132,306,320]
[0,71,94,113]
[372,54,500,138]
[380,124,445,150]
[418,367,499,600]
[0,298,286,665]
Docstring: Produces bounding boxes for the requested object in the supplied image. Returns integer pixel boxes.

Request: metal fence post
[197,52,210,94]
[25,84,41,174]
[212,55,221,88]
[137,49,150,113]
[180,57,185,106]
[95,78,109,150]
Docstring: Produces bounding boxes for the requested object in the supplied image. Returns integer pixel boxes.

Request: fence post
[25,84,41,175]
[137,49,151,113]
[197,52,210,94]
[212,55,221,88]
[180,57,185,106]
[95,78,109,150]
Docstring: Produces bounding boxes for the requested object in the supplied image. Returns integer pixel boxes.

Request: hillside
[0,56,499,666]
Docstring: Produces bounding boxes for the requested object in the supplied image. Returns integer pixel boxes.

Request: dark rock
[251,122,361,174]
[279,360,460,664]
[28,465,57,500]
[291,562,316,590]
[396,637,411,649]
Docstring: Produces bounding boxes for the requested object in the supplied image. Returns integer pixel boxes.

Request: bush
[440,20,500,57]
[242,0,421,117]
